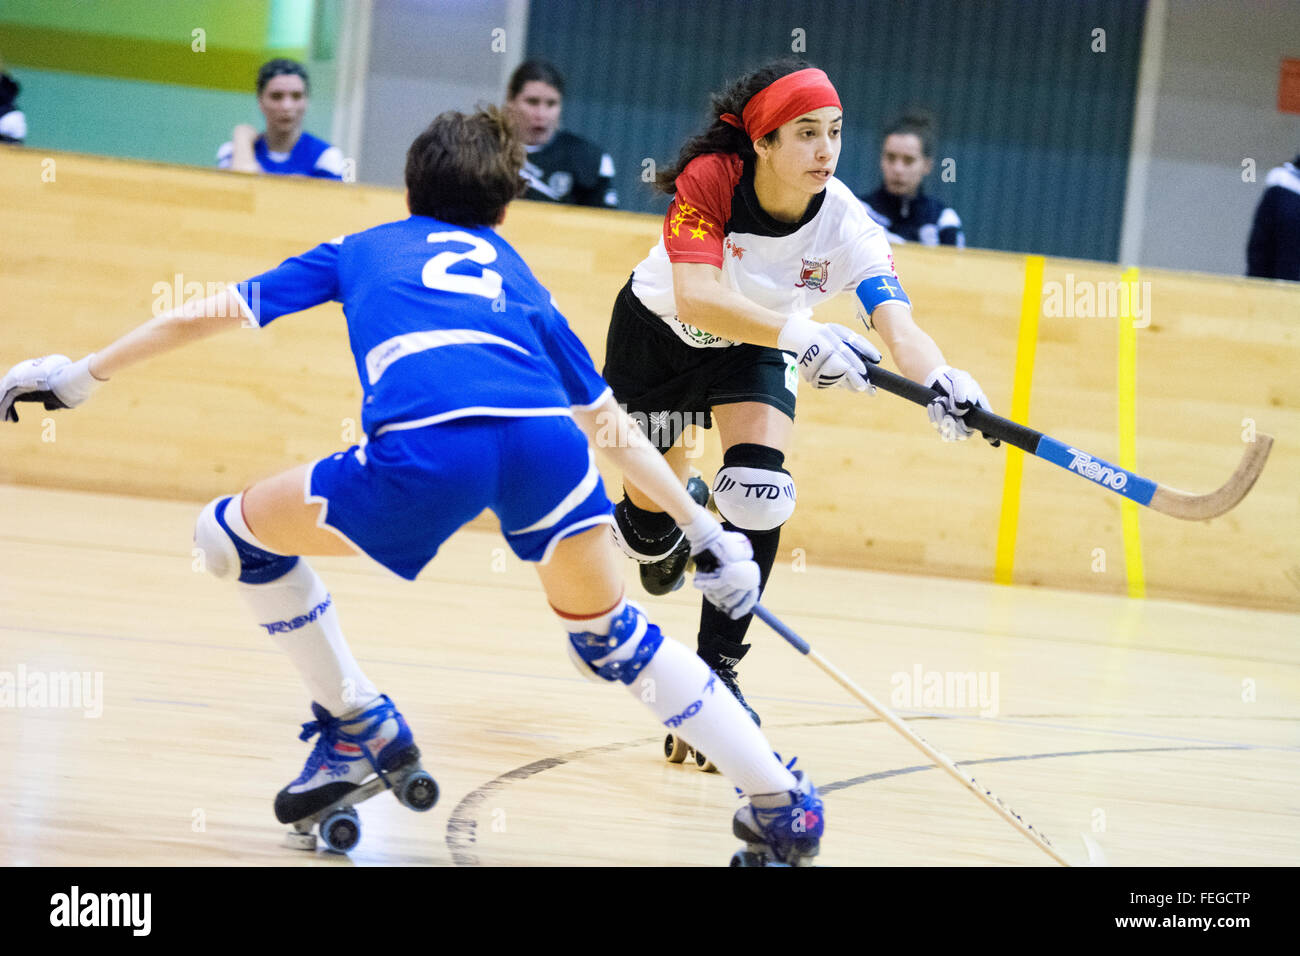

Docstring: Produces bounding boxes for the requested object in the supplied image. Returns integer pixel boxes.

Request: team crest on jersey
[795,257,830,292]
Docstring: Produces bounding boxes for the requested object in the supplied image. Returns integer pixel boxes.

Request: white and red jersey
[631,152,909,348]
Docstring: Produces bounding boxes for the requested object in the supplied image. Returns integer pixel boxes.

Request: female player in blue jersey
[0,107,822,865]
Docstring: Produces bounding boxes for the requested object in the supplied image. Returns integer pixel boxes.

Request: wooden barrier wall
[2,150,1297,611]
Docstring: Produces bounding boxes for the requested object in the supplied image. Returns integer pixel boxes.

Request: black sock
[697,523,781,670]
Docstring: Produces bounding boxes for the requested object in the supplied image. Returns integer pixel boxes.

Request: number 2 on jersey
[421,231,503,299]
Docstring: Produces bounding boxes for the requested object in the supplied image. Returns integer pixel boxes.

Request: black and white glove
[924,365,999,446]
[680,510,761,620]
[778,311,880,392]
[1,354,105,423]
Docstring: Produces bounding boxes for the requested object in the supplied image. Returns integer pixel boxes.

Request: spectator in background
[859,110,963,246]
[218,59,345,180]
[1246,152,1300,281]
[0,58,26,145]
[504,59,616,207]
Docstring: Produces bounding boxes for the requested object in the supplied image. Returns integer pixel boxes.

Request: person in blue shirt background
[3,105,824,865]
[218,58,346,181]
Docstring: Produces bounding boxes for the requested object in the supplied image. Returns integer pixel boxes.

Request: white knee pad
[712,464,796,531]
[194,497,241,580]
[194,494,298,583]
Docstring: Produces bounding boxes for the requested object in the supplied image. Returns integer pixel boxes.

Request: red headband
[720,68,842,142]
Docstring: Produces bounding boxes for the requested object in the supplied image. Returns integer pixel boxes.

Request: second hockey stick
[754,603,1073,866]
[858,361,1272,521]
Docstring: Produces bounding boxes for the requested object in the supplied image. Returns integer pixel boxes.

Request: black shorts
[602,277,797,453]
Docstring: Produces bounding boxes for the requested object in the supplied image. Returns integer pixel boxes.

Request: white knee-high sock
[223,497,378,715]
[237,561,379,715]
[559,599,795,795]
[630,637,796,796]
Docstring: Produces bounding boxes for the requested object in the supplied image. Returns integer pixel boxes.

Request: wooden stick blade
[1149,434,1273,520]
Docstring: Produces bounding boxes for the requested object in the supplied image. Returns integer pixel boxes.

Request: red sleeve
[663,153,741,267]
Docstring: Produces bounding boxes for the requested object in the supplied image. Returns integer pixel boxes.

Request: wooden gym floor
[1,484,1296,866]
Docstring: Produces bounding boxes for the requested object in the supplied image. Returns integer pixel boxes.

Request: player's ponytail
[654,58,811,195]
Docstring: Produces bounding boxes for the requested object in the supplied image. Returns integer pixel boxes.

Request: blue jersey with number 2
[234,216,610,438]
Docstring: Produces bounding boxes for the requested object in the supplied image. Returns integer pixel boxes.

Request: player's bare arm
[671,261,787,347]
[2,287,248,423]
[572,392,711,527]
[869,298,997,443]
[91,287,249,380]
[868,299,945,382]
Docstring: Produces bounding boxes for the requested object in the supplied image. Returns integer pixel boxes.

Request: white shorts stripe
[509,448,600,535]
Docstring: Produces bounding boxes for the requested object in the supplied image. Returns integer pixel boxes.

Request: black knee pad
[611,496,682,561]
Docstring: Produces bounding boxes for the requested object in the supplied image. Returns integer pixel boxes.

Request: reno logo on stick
[1067,448,1128,490]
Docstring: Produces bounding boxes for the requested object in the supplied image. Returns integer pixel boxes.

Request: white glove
[924,365,998,445]
[680,509,761,620]
[1,354,105,423]
[778,312,880,392]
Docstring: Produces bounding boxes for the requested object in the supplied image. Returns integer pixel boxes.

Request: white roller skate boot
[275,695,438,853]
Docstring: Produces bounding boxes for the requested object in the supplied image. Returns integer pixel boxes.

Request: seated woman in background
[218,58,345,181]
[505,58,617,208]
[858,110,963,246]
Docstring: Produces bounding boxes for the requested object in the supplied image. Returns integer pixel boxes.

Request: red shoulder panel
[663,153,742,267]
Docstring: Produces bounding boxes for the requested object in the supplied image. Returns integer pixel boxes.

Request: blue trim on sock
[214,496,300,584]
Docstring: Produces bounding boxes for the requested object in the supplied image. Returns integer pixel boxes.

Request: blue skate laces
[292,696,396,786]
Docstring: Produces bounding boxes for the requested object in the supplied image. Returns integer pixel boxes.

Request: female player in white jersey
[1,106,823,866]
[604,60,997,725]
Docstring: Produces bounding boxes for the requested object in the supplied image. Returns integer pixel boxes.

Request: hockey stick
[859,361,1272,521]
[753,603,1073,866]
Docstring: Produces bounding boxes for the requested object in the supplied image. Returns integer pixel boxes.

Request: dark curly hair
[405,105,527,227]
[655,58,812,194]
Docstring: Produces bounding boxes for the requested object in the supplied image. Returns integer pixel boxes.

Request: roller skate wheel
[693,749,717,773]
[664,734,690,763]
[320,807,361,853]
[399,771,439,811]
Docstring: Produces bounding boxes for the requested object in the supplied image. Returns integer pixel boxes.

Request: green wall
[0,0,334,168]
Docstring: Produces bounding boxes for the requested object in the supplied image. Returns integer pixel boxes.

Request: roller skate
[664,659,761,773]
[730,769,824,867]
[639,474,711,595]
[276,695,439,854]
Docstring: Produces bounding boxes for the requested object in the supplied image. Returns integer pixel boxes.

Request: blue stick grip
[1035,436,1157,506]
[753,605,811,655]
